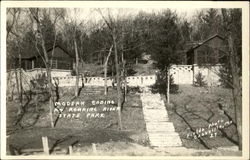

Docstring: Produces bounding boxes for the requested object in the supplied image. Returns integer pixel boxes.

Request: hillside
[77,60,157,77]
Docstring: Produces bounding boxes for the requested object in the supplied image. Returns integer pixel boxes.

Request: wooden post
[32,60,34,69]
[42,136,49,155]
[167,67,170,104]
[92,143,97,154]
[68,146,73,155]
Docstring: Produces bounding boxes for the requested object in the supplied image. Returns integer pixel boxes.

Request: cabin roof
[192,34,225,50]
[13,45,73,60]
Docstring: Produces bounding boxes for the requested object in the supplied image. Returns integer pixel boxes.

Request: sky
[66,8,202,25]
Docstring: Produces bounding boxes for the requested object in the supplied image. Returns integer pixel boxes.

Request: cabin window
[51,60,57,69]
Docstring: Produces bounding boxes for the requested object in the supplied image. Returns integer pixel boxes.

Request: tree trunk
[74,38,79,97]
[18,52,23,114]
[104,45,113,95]
[166,67,170,104]
[121,28,127,102]
[113,31,122,130]
[14,65,22,115]
[41,38,54,128]
[124,65,127,101]
[228,34,242,150]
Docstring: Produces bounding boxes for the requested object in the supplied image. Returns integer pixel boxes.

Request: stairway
[81,86,104,94]
[141,91,182,147]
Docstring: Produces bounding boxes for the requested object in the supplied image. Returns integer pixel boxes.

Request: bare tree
[104,45,113,95]
[72,9,80,97]
[221,9,242,150]
[6,8,23,115]
[29,8,64,128]
[62,9,87,97]
[97,9,123,130]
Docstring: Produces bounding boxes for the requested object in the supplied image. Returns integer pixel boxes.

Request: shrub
[71,69,76,76]
[194,72,207,87]
[126,68,137,76]
[30,72,48,90]
[128,86,141,94]
[218,66,233,88]
[150,71,179,94]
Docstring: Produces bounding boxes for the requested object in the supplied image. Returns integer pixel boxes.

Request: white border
[1,1,249,160]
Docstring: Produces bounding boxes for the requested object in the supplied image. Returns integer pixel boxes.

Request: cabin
[186,34,228,65]
[10,45,74,70]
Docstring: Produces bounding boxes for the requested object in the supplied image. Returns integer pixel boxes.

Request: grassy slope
[77,62,157,77]
[164,85,238,149]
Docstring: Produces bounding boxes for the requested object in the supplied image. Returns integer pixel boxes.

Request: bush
[194,72,207,87]
[128,86,141,94]
[71,69,76,76]
[218,66,233,88]
[126,68,137,76]
[30,72,48,90]
[150,71,179,94]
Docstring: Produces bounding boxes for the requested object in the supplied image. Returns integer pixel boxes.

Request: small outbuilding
[186,34,228,65]
[11,45,74,70]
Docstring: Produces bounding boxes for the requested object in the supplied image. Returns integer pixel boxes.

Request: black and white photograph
[1,1,249,159]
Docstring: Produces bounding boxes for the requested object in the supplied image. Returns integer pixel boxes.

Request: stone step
[149,137,182,141]
[143,114,169,118]
[141,95,161,98]
[150,138,182,142]
[147,130,178,133]
[141,99,163,102]
[146,122,174,125]
[146,123,174,130]
[147,132,180,137]
[149,140,182,144]
[148,136,182,141]
[141,101,163,104]
[143,104,165,107]
[144,119,169,122]
[150,142,182,147]
[144,107,166,110]
[150,139,182,142]
[144,117,169,120]
[146,126,175,132]
[144,108,166,111]
[144,118,169,122]
[148,135,182,140]
[145,120,169,122]
[143,113,168,116]
[147,129,175,133]
[149,138,182,142]
[83,87,103,90]
[83,90,102,92]
[144,115,169,119]
[143,112,167,115]
[142,101,163,105]
[83,91,102,94]
[143,111,168,114]
[144,120,170,123]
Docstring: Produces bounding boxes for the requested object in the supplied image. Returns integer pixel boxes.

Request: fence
[6,69,157,95]
[170,64,222,86]
[7,65,222,95]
